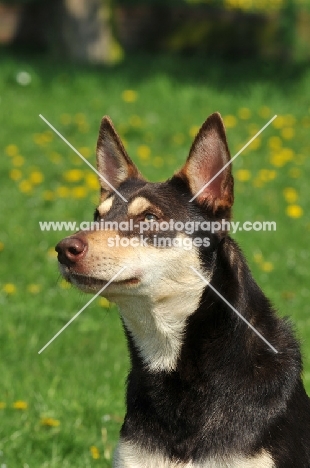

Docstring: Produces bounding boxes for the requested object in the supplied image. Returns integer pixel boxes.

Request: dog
[56,113,310,467]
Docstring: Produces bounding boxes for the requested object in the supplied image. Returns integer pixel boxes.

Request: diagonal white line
[190,266,278,354]
[38,267,127,354]
[190,115,277,202]
[39,114,128,202]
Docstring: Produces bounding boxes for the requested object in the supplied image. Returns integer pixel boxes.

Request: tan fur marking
[98,196,114,216]
[127,197,152,217]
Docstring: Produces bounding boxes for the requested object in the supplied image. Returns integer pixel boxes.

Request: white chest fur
[113,440,274,468]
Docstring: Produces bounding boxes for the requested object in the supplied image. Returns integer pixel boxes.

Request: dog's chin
[62,272,141,294]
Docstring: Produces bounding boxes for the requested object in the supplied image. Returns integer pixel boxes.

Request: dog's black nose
[55,236,87,265]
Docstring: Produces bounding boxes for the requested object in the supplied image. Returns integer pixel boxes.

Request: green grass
[1,51,310,466]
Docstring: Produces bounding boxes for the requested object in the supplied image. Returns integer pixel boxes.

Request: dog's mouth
[69,273,140,288]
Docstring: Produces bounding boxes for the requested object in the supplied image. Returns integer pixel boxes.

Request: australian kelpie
[56,113,310,467]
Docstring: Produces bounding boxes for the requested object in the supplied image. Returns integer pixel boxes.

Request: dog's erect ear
[176,112,234,212]
[96,116,143,199]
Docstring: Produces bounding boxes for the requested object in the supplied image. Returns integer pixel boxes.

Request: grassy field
[0,51,310,467]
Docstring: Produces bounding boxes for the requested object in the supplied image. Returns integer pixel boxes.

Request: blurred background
[0,0,310,467]
[0,0,310,62]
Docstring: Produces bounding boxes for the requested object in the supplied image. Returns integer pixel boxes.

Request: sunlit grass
[1,51,310,466]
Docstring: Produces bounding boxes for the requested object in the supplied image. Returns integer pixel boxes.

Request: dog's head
[56,113,234,302]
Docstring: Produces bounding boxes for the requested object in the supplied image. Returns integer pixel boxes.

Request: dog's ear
[96,116,143,199]
[176,112,234,212]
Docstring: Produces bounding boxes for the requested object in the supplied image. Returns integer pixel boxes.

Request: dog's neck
[107,246,221,373]
[114,267,209,372]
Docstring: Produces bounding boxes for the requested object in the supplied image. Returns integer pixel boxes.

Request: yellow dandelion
[281,148,294,162]
[60,279,70,289]
[74,113,86,125]
[172,133,185,145]
[270,154,285,167]
[30,171,44,185]
[223,115,237,128]
[0,242,4,252]
[10,169,22,181]
[12,155,24,167]
[13,400,28,409]
[152,156,164,168]
[257,170,267,182]
[63,169,84,182]
[34,132,52,145]
[261,262,274,272]
[42,131,53,143]
[286,204,303,218]
[189,126,200,138]
[85,172,99,190]
[49,152,62,164]
[270,148,293,167]
[99,297,110,308]
[268,136,282,150]
[253,251,263,263]
[267,170,277,180]
[3,283,16,294]
[289,168,301,178]
[41,417,60,427]
[301,116,310,128]
[27,284,42,294]
[129,115,142,127]
[90,445,100,460]
[43,190,55,201]
[33,133,45,145]
[235,169,251,181]
[272,115,285,129]
[56,186,70,198]
[0,402,6,409]
[258,169,277,182]
[258,106,271,119]
[238,108,251,120]
[60,113,72,125]
[122,89,138,103]
[283,187,298,203]
[79,147,91,158]
[5,144,19,156]
[47,247,57,259]
[71,186,87,198]
[248,137,261,151]
[137,145,151,160]
[19,180,33,193]
[281,127,295,140]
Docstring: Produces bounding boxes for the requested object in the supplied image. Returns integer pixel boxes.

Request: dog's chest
[113,441,274,468]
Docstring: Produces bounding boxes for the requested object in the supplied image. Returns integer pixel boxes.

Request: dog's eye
[144,213,158,222]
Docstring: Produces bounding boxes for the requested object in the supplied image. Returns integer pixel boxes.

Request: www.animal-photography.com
[1,1,310,467]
